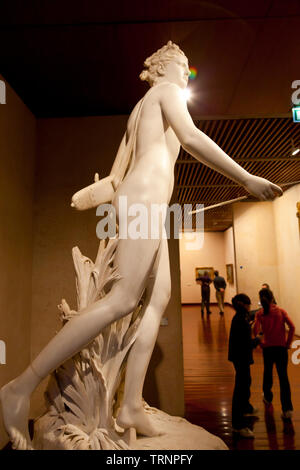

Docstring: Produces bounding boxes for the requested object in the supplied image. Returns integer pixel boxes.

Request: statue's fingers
[265,188,276,200]
[259,192,267,201]
[261,192,269,200]
[270,183,283,196]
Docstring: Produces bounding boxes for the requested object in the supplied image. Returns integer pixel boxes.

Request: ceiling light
[291,138,300,156]
[183,88,191,101]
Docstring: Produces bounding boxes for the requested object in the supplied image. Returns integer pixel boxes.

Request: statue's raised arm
[158,83,282,201]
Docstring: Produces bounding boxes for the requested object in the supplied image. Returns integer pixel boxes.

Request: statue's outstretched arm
[160,83,282,201]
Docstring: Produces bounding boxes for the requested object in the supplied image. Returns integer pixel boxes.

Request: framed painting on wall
[226,264,234,284]
[195,267,214,281]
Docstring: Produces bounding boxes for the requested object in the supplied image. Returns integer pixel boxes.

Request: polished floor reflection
[182,304,300,450]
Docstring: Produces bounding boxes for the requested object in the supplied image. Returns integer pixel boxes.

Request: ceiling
[1,0,300,118]
[1,0,300,230]
[176,117,300,230]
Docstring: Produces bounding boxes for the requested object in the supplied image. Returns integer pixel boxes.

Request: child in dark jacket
[228,294,261,438]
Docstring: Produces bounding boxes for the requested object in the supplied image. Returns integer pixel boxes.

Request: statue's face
[161,55,190,89]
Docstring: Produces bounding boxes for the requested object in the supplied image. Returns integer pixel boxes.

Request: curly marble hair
[140,41,186,86]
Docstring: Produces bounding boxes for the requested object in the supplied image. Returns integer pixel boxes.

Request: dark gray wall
[0,77,36,447]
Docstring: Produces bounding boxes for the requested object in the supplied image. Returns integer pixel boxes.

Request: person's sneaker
[243,408,259,417]
[232,427,255,439]
[281,410,293,420]
[263,396,272,406]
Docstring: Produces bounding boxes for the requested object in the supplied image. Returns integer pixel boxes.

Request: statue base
[33,406,228,450]
[131,407,228,450]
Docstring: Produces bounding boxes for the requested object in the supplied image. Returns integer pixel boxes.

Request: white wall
[273,185,300,334]
[179,230,236,304]
[233,188,300,335]
[233,202,280,309]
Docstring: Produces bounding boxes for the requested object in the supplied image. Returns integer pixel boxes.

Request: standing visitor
[213,270,226,315]
[228,294,261,438]
[254,288,295,419]
[261,283,277,304]
[197,271,212,316]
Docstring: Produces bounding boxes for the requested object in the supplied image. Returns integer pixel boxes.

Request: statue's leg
[116,236,171,436]
[0,237,160,449]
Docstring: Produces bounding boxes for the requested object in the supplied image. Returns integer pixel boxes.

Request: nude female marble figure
[0,41,282,449]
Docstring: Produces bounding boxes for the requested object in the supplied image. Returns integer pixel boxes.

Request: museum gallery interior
[0,0,300,451]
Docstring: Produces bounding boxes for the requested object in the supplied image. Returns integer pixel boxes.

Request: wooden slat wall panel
[175,117,300,231]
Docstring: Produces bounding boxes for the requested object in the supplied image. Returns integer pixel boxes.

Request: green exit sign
[293,107,300,122]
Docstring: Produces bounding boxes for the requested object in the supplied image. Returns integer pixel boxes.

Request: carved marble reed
[33,239,227,450]
[34,239,142,450]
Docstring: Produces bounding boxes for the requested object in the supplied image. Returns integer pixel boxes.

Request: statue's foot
[116,404,162,437]
[0,381,32,450]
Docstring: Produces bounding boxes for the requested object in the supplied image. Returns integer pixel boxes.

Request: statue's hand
[244,174,283,201]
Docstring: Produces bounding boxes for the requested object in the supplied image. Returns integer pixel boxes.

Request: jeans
[232,362,253,429]
[263,346,293,412]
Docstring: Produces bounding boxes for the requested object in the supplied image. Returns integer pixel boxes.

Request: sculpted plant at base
[34,239,145,450]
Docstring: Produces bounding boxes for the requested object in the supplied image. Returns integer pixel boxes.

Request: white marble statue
[0,41,282,450]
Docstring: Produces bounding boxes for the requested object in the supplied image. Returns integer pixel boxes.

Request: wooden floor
[182,304,300,450]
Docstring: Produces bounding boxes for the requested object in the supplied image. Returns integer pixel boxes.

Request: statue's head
[140,41,188,87]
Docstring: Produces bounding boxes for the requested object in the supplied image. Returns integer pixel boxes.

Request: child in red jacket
[254,288,295,419]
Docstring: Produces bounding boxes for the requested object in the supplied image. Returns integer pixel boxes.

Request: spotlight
[183,88,192,101]
[291,138,300,156]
